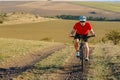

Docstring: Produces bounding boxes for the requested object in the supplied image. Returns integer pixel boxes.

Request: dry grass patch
[88,43,120,80]
[0,20,120,44]
[0,38,62,68]
[0,12,55,25]
[14,45,74,80]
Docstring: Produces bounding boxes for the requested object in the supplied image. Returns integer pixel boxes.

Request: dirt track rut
[0,44,65,80]
[0,46,94,80]
[53,47,94,80]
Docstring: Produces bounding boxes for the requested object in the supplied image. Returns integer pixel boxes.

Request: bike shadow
[56,64,82,74]
[0,63,83,79]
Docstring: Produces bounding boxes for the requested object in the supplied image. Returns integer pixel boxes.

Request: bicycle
[70,35,95,73]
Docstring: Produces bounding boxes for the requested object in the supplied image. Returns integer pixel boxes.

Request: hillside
[0,38,64,68]
[0,19,120,43]
[0,1,120,19]
[0,12,55,25]
[0,1,119,80]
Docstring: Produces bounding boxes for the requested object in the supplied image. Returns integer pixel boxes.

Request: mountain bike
[70,35,95,73]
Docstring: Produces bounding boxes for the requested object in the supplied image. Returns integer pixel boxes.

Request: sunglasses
[80,21,85,23]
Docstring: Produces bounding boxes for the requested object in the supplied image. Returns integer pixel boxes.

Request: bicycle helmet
[79,16,86,21]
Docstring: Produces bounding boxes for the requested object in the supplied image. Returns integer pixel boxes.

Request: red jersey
[73,21,92,35]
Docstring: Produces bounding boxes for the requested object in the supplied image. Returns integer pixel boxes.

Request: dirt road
[0,46,94,80]
[0,44,65,80]
[52,47,94,80]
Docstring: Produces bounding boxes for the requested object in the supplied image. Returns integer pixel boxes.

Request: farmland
[71,2,120,13]
[0,38,64,68]
[0,20,120,43]
[0,1,120,18]
[0,19,120,79]
[0,1,120,80]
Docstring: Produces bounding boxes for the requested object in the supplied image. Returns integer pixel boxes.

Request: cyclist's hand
[87,34,96,38]
[69,34,74,37]
[92,34,96,37]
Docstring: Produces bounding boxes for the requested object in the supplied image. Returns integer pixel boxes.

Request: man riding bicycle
[70,16,95,61]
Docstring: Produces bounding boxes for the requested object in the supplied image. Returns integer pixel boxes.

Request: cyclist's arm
[89,29,96,36]
[70,29,76,36]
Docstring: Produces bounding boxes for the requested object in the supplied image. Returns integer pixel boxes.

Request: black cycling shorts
[74,33,88,42]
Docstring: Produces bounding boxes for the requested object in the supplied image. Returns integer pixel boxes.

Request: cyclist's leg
[83,35,89,61]
[74,39,81,57]
[74,33,80,51]
[74,33,81,57]
[84,42,89,58]
[74,39,79,51]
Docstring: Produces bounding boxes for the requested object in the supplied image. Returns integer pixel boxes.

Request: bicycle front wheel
[80,45,85,73]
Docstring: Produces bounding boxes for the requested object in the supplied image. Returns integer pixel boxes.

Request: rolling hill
[0,1,120,19]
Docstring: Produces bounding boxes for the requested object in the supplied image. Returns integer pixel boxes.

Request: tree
[105,30,120,45]
[0,13,7,24]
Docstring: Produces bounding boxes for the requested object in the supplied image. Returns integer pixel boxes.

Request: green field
[0,20,120,43]
[72,2,120,13]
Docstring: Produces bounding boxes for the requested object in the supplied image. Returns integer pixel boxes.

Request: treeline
[0,13,7,23]
[54,15,120,21]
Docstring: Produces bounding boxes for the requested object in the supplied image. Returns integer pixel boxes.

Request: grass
[88,43,120,80]
[13,42,120,80]
[0,20,73,43]
[0,19,120,79]
[90,21,120,43]
[14,45,74,80]
[71,2,120,13]
[0,20,120,44]
[0,38,61,67]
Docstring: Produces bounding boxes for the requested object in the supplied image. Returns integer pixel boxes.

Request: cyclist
[70,16,95,61]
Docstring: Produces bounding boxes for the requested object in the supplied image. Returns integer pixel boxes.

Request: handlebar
[69,35,75,37]
[87,35,95,38]
[70,34,95,39]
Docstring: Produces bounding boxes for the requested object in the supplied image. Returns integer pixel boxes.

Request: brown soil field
[0,1,120,18]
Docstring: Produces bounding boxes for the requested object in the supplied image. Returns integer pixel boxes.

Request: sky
[0,0,120,1]
[52,0,120,1]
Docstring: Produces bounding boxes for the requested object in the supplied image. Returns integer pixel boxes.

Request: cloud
[0,0,119,1]
[52,0,120,1]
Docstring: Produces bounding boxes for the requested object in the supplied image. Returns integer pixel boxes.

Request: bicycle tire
[80,43,85,73]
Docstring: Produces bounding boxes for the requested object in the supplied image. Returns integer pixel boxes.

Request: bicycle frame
[70,35,95,73]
